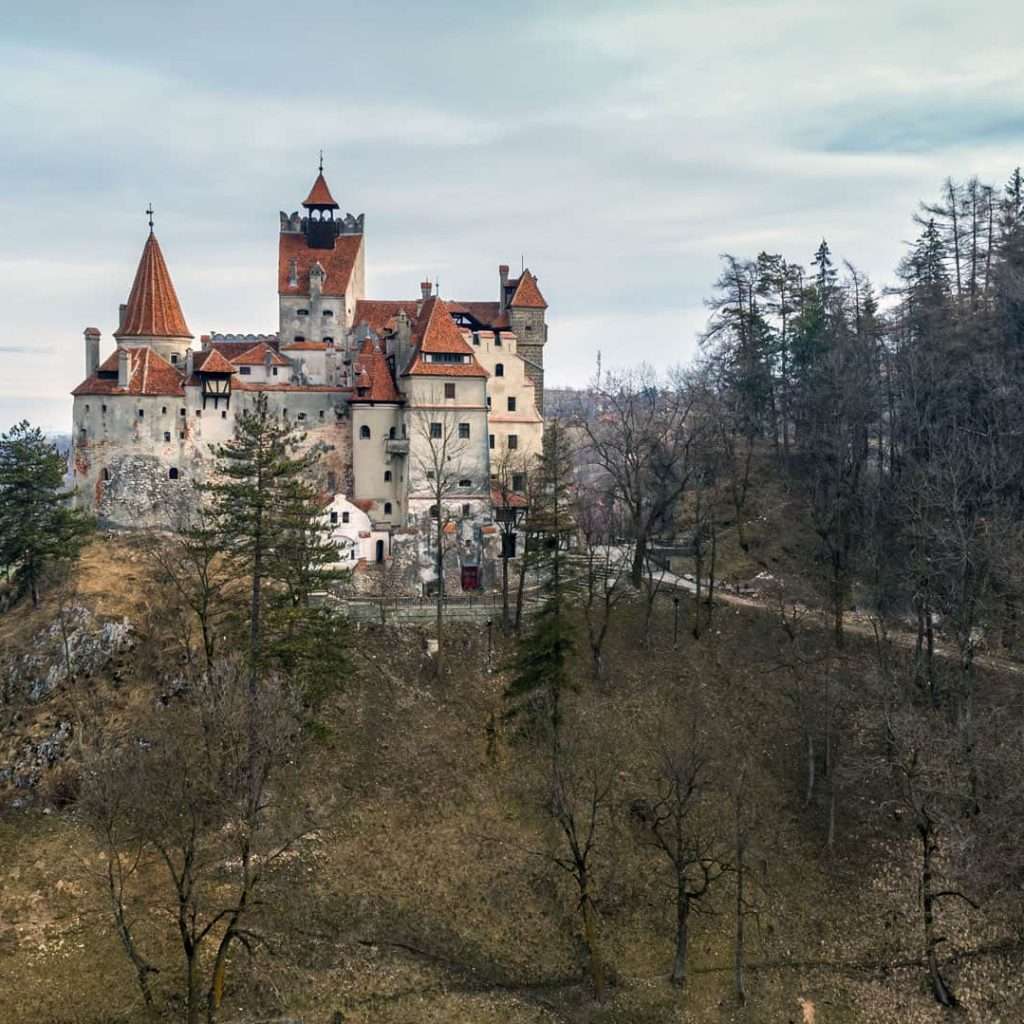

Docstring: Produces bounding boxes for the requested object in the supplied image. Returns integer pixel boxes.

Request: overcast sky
[2,0,1022,431]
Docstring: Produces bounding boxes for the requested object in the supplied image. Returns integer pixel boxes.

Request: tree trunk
[804,732,815,807]
[734,791,747,1007]
[435,512,445,677]
[670,891,690,987]
[920,822,957,1007]
[706,522,717,626]
[501,552,510,630]
[581,895,606,1001]
[631,534,646,589]
[186,950,201,1024]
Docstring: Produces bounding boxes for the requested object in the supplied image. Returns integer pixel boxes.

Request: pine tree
[503,421,576,752]
[201,394,347,702]
[0,421,93,606]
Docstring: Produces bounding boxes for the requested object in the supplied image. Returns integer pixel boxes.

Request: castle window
[430,422,442,439]
[272,367,279,376]
[195,410,201,417]
[168,468,179,480]
[508,434,519,450]
[459,478,472,488]
[384,502,392,515]
[170,354,179,364]
[513,473,525,491]
[294,335,305,342]
[360,425,371,439]
[102,404,107,413]
[101,468,110,481]
[240,366,251,375]
[487,396,492,409]
[489,434,495,450]
[472,332,480,346]
[384,470,392,482]
[330,511,338,525]
[426,470,435,480]
[297,309,309,317]
[462,504,471,516]
[138,409,144,418]
[323,309,333,318]
[79,427,87,440]
[524,324,532,332]
[319,410,325,419]
[323,336,333,344]
[179,431,186,439]
[180,408,186,416]
[297,412,306,421]
[458,423,470,439]
[429,505,439,519]
[327,471,337,491]
[494,336,502,346]
[85,404,90,412]
[444,383,456,399]
[164,431,171,442]
[161,406,167,414]
[342,511,350,524]
[507,397,516,412]
[221,410,227,419]
[389,426,396,439]
[495,363,504,377]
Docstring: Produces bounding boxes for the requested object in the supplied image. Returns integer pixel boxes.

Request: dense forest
[2,170,1024,1024]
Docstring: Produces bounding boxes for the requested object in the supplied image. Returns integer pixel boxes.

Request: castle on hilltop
[70,166,547,588]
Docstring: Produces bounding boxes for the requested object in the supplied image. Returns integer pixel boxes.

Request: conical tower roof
[302,172,339,209]
[114,231,193,339]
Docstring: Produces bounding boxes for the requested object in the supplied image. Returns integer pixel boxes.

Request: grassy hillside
[1,535,1022,1023]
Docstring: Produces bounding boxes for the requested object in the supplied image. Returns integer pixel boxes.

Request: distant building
[70,165,548,587]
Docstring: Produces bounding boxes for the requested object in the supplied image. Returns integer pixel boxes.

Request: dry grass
[2,539,1023,1023]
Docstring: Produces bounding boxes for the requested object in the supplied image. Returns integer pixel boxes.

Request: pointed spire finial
[146,203,155,233]
[319,149,324,174]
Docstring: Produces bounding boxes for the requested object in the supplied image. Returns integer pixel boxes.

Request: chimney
[117,347,130,388]
[420,279,432,301]
[118,303,127,332]
[185,348,194,377]
[84,327,100,378]
[263,347,273,374]
[498,264,510,311]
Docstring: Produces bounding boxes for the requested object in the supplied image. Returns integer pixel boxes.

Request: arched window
[384,502,393,514]
[384,470,392,482]
[495,363,504,377]
[360,425,371,439]
[294,335,305,342]
[168,467,179,480]
[388,426,396,439]
[429,504,439,519]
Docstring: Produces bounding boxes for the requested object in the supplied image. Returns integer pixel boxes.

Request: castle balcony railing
[385,438,409,455]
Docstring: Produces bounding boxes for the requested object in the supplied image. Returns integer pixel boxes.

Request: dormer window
[170,353,179,364]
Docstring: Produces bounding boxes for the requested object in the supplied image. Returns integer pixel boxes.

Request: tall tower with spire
[278,161,366,346]
[113,212,193,366]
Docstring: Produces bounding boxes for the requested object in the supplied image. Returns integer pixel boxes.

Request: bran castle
[70,166,547,589]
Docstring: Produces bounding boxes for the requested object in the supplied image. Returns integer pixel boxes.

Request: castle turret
[504,268,548,414]
[113,217,193,367]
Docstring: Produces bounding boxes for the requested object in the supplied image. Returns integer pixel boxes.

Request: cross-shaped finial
[318,149,324,174]
[146,203,155,232]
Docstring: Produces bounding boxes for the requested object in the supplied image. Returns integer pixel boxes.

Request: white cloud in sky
[1,0,1022,428]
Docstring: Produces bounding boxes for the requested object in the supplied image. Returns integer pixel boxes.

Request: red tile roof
[352,299,419,335]
[194,349,236,374]
[509,269,547,309]
[114,232,193,339]
[232,382,346,393]
[352,339,402,403]
[72,346,185,397]
[403,296,488,379]
[491,486,529,509]
[232,341,291,367]
[302,172,339,208]
[278,232,362,297]
[281,340,330,351]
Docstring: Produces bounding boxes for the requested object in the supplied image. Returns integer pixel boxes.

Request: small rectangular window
[489,434,495,450]
[297,412,306,421]
[161,406,167,414]
[138,409,144,418]
[458,423,470,439]
[487,396,492,409]
[272,367,279,376]
[164,431,171,442]
[444,383,456,399]
[512,474,525,491]
[195,410,202,418]
[342,511,350,524]
[508,434,518,450]
[221,410,227,419]
[507,397,516,412]
[85,404,90,412]
[430,422,442,439]
[102,404,107,413]
[462,504,471,516]
[239,366,251,376]
[330,511,338,525]
[180,408,186,416]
